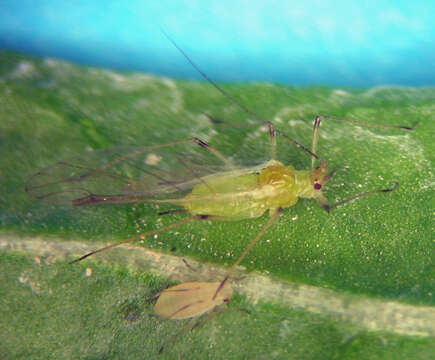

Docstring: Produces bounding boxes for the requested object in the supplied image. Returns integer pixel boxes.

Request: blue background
[0,1,433,86]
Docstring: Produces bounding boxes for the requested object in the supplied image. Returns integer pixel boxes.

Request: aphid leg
[213,208,283,299]
[311,116,322,169]
[267,121,277,160]
[190,137,234,168]
[205,113,277,161]
[159,305,221,354]
[276,129,328,169]
[317,182,399,213]
[182,258,199,274]
[204,112,251,127]
[157,137,233,171]
[69,214,210,264]
[158,318,196,354]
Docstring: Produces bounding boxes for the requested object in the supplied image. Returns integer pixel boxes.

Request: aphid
[25,34,412,297]
[154,281,233,320]
[149,259,234,353]
[153,280,233,353]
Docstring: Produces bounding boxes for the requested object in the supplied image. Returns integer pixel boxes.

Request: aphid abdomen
[181,163,298,219]
[155,282,233,320]
[182,173,265,219]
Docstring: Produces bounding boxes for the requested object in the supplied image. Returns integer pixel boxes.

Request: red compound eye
[314,183,322,190]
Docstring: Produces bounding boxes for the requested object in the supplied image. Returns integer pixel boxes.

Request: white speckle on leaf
[332,89,350,97]
[85,268,93,277]
[8,61,36,79]
[18,272,41,294]
[288,119,306,127]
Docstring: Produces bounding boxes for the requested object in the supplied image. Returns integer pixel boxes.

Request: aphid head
[309,166,335,191]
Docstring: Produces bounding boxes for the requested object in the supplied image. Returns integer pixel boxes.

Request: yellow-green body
[177,160,317,219]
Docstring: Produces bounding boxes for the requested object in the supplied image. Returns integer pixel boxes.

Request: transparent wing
[25,139,235,206]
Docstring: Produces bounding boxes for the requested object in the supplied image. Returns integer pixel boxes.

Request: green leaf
[1,51,434,359]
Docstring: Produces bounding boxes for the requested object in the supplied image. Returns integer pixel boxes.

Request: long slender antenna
[161,31,412,170]
[161,29,267,125]
[162,31,413,132]
[316,115,413,131]
[162,30,330,166]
